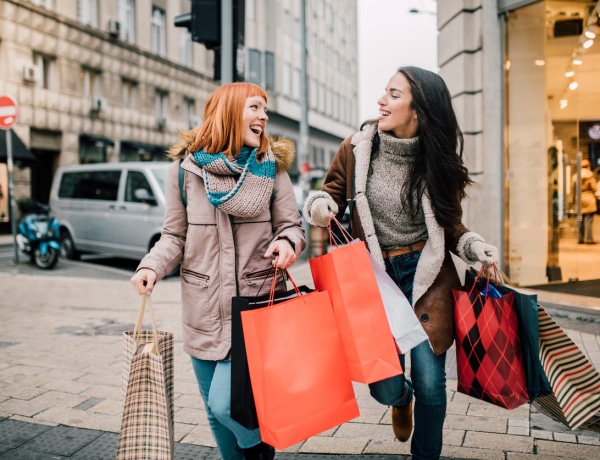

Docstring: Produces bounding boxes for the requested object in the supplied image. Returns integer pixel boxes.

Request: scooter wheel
[34,247,59,269]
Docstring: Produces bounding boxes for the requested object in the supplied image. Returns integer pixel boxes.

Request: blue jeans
[190,358,262,460]
[368,249,447,460]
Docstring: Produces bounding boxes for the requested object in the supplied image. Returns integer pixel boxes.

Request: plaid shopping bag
[453,265,529,410]
[117,294,174,460]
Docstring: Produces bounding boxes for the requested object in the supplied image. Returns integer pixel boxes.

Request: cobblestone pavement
[1,259,600,458]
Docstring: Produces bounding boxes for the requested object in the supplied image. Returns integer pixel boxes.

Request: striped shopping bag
[533,305,600,431]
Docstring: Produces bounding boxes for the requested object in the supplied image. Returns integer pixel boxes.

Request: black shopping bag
[231,280,313,429]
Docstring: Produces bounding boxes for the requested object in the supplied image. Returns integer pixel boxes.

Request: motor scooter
[16,200,61,269]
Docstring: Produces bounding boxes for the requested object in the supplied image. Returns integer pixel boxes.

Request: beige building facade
[0,0,357,209]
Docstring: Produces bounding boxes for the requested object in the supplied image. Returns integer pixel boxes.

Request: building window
[151,7,166,57]
[265,51,275,90]
[81,68,100,98]
[78,0,97,27]
[180,28,192,67]
[292,68,300,101]
[122,79,137,110]
[309,78,317,109]
[118,0,135,43]
[31,0,52,8]
[33,53,54,90]
[183,98,196,129]
[248,49,262,85]
[155,90,168,128]
[282,62,291,97]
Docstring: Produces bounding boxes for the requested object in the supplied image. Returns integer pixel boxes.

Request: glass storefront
[505,0,600,285]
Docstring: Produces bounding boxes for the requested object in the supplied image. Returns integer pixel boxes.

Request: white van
[49,161,172,263]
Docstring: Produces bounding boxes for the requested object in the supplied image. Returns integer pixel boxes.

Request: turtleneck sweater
[365,129,428,250]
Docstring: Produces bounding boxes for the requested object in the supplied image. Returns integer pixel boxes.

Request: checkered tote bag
[452,265,529,410]
[116,293,174,460]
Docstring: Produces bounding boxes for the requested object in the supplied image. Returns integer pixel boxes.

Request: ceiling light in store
[584,29,596,39]
[572,55,583,65]
[534,59,545,66]
[583,38,594,49]
[565,68,575,77]
[569,81,579,90]
[559,99,568,109]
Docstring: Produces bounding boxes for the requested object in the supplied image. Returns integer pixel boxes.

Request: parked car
[49,161,173,271]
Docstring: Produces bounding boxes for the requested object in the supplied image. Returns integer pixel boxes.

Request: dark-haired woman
[304,66,498,460]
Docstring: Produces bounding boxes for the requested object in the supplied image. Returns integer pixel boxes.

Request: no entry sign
[0,95,18,130]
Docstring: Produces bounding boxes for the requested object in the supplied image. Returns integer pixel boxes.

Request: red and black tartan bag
[452,264,529,410]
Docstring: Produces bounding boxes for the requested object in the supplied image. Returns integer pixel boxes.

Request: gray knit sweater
[366,130,428,250]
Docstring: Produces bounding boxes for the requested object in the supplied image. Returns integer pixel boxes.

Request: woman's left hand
[470,241,499,266]
[264,239,297,269]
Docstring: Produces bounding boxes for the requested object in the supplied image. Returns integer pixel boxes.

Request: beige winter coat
[137,139,306,360]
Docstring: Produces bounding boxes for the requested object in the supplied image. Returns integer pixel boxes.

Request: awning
[79,133,115,148]
[0,129,38,166]
[120,140,169,156]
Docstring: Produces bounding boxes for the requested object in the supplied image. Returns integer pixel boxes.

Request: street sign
[0,95,18,130]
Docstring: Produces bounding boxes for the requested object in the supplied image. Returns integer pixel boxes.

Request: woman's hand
[470,241,499,266]
[264,239,297,269]
[130,268,157,295]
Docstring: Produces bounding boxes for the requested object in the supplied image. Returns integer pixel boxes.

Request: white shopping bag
[369,255,428,354]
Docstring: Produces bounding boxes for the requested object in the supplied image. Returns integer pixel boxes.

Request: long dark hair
[362,66,472,227]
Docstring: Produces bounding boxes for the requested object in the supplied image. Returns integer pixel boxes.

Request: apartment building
[0,0,357,211]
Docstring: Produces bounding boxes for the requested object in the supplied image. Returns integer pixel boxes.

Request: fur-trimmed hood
[269,135,296,172]
[169,133,295,173]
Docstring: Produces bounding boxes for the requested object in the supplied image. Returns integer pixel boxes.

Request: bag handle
[317,215,352,256]
[267,266,304,306]
[133,293,159,354]
[468,261,499,298]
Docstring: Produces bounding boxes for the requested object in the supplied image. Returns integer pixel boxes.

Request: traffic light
[174,0,245,81]
[174,0,220,50]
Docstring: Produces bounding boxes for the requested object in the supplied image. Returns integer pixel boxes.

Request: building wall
[437,0,505,269]
[0,0,358,205]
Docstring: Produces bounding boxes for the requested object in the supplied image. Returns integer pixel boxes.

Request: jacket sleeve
[270,170,306,256]
[136,160,187,279]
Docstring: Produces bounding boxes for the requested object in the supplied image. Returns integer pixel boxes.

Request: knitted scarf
[193,146,276,217]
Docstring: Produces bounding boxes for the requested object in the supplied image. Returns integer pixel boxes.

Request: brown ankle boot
[391,401,413,442]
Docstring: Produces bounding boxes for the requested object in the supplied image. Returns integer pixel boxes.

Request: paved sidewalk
[1,262,600,458]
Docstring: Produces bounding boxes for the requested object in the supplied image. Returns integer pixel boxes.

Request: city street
[2,236,600,458]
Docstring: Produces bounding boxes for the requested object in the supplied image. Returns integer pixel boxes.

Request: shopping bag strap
[133,293,159,354]
[267,266,304,306]
[468,261,500,298]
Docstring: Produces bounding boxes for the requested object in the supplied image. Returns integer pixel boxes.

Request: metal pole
[299,0,311,259]
[6,131,19,263]
[221,0,233,84]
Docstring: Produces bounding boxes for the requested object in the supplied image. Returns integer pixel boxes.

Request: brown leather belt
[381,241,426,259]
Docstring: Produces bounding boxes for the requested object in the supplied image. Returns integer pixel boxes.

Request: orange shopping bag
[308,218,402,383]
[241,269,359,450]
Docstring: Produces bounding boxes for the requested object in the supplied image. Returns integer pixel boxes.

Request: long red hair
[186,82,269,158]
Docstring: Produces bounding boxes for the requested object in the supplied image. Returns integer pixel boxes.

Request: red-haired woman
[131,82,305,460]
